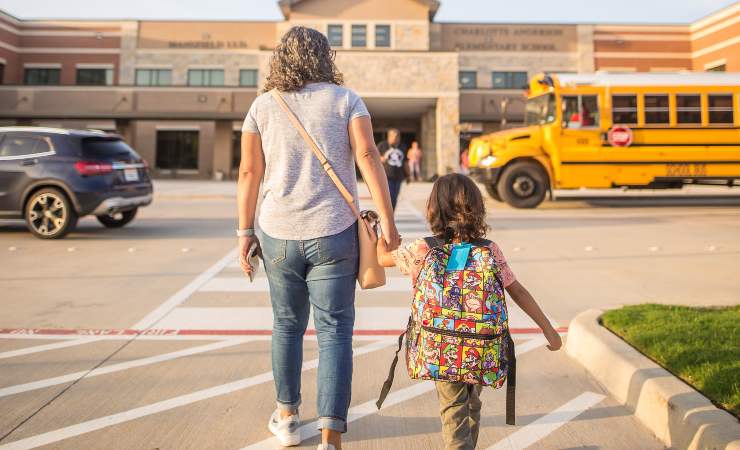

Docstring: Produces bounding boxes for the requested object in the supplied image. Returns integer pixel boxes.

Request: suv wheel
[497,161,548,209]
[97,208,138,228]
[485,184,503,202]
[25,188,78,239]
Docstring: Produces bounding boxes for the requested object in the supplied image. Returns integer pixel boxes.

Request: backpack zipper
[422,325,502,340]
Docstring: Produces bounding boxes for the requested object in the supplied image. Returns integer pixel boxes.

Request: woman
[236,27,400,450]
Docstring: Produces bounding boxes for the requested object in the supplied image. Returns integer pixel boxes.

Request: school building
[0,0,738,178]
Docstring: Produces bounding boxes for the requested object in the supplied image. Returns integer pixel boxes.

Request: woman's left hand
[238,235,262,278]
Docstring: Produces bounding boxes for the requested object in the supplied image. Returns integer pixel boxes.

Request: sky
[0,0,737,24]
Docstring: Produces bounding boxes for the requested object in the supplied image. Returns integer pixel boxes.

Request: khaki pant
[435,382,483,450]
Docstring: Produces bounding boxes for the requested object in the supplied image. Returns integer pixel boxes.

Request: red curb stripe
[0,327,568,337]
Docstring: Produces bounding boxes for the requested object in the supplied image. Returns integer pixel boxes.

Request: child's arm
[506,280,562,351]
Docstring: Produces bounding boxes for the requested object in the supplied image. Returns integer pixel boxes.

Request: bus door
[557,94,611,188]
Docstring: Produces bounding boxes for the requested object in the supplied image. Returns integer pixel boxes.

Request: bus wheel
[497,161,548,208]
[485,184,503,202]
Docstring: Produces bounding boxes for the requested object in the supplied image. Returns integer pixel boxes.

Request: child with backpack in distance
[376,173,562,450]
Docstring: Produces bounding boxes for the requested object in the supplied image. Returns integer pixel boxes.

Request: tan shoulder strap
[270,88,361,219]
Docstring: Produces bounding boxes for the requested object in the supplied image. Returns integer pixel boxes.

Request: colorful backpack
[376,237,517,425]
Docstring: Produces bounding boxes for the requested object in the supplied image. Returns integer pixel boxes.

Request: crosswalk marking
[485,391,606,450]
[0,339,396,450]
[0,339,253,399]
[199,276,412,292]
[0,338,101,360]
[242,336,547,450]
[153,305,553,331]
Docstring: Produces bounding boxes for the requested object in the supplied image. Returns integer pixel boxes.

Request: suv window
[82,138,137,159]
[0,134,52,158]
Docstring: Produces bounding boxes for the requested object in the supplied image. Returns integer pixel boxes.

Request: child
[377,173,562,450]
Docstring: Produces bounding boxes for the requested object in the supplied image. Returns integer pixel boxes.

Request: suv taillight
[75,161,113,176]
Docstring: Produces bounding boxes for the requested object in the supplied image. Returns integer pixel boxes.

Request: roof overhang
[278,0,440,21]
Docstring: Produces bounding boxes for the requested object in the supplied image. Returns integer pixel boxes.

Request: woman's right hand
[380,217,401,251]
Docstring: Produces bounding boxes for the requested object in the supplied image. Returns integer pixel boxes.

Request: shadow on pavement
[0,218,235,241]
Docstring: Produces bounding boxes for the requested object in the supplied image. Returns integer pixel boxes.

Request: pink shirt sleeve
[489,242,516,288]
[391,239,430,283]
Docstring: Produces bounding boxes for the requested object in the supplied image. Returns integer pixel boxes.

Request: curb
[566,308,740,450]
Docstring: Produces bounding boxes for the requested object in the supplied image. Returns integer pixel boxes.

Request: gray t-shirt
[242,82,370,240]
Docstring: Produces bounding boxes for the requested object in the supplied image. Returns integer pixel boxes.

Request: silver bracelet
[236,228,255,237]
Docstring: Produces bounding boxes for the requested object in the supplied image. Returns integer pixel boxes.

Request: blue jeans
[258,222,359,433]
[387,178,403,210]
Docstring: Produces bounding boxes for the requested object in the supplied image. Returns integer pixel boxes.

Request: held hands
[238,235,261,278]
[380,216,401,251]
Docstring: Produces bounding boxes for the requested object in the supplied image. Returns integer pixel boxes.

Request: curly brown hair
[426,173,489,242]
[263,26,344,92]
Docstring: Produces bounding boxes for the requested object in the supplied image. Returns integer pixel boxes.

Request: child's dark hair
[426,173,489,242]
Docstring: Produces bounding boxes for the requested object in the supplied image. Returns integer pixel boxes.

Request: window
[156,131,199,170]
[351,25,367,48]
[492,72,528,89]
[459,71,477,89]
[375,25,391,48]
[239,69,258,87]
[0,63,4,84]
[706,64,726,72]
[644,94,669,125]
[676,94,701,124]
[135,69,172,86]
[327,24,343,47]
[525,94,556,126]
[0,134,52,158]
[24,68,61,85]
[612,95,637,124]
[708,94,734,124]
[76,68,114,86]
[562,95,600,128]
[187,69,224,86]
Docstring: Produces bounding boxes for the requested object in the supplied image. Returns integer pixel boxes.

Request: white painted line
[0,339,396,450]
[243,336,546,449]
[153,305,554,331]
[199,276,413,293]
[485,391,606,450]
[0,339,252,399]
[0,338,101,360]
[132,248,238,329]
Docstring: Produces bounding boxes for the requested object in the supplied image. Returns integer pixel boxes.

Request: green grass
[600,304,740,417]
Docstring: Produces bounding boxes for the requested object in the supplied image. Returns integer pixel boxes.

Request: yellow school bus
[468,72,740,208]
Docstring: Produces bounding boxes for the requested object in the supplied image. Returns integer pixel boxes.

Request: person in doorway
[237,26,401,450]
[407,140,423,182]
[378,128,407,210]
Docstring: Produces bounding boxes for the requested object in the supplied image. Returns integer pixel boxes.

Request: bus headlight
[480,155,497,167]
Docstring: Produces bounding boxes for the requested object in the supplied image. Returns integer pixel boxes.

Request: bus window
[612,95,637,124]
[525,93,556,126]
[563,95,599,128]
[645,95,669,125]
[677,94,701,124]
[708,94,734,124]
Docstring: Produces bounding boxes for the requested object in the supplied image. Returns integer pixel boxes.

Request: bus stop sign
[608,126,633,147]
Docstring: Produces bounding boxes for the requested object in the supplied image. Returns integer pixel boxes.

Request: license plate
[666,163,707,177]
[124,168,140,182]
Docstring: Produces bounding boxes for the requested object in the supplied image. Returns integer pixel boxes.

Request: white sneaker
[316,445,336,450]
[268,409,301,447]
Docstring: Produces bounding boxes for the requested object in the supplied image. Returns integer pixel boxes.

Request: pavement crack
[0,333,143,445]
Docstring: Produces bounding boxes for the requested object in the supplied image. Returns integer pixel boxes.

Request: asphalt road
[1,181,738,450]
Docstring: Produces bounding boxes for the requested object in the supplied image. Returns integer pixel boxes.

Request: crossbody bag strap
[270,89,361,219]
